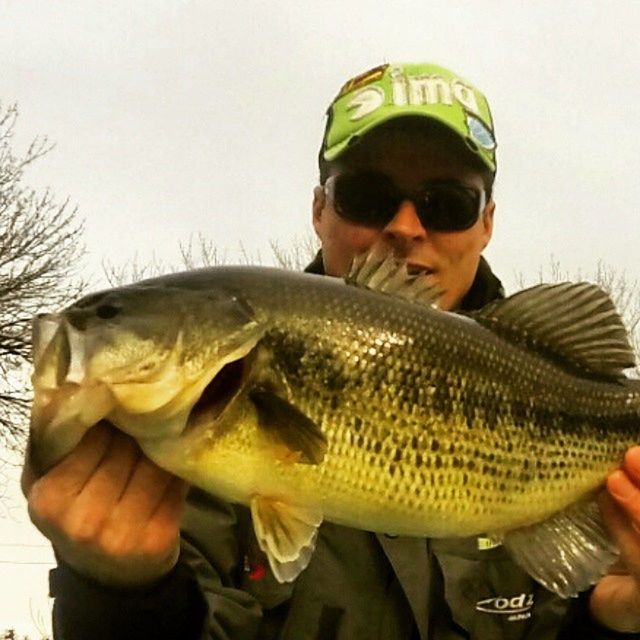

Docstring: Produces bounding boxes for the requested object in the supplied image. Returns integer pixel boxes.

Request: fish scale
[215,280,635,534]
[30,262,640,593]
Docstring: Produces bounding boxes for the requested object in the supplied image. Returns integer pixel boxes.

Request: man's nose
[383,200,427,242]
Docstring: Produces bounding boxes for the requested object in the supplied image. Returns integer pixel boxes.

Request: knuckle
[66,513,104,545]
[101,536,131,559]
[142,528,179,559]
[98,523,139,559]
[28,479,63,524]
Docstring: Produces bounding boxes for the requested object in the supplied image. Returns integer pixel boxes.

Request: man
[23,62,640,638]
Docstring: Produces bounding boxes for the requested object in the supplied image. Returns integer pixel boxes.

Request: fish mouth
[187,351,255,428]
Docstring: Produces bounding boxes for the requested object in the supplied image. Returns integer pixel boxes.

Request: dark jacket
[49,256,636,639]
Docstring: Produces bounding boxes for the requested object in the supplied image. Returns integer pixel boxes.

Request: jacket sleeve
[50,559,207,639]
[50,488,264,640]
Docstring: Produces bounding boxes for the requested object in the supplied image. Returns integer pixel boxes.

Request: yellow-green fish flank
[29,254,640,595]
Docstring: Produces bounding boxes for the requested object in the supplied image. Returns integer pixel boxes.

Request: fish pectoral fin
[500,497,619,598]
[250,496,322,583]
[250,387,327,464]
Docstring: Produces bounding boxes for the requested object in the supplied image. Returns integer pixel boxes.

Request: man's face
[312,127,495,311]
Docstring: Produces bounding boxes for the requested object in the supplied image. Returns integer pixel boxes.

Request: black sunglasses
[324,171,486,232]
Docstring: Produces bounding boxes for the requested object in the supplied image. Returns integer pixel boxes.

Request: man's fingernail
[607,470,632,502]
[625,447,640,476]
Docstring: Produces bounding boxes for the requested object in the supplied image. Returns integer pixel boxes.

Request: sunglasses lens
[417,185,481,231]
[329,174,483,232]
[332,173,398,226]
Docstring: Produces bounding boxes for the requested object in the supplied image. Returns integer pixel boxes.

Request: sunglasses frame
[324,172,487,233]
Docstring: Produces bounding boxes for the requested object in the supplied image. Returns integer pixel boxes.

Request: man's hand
[23,422,188,588]
[591,446,640,632]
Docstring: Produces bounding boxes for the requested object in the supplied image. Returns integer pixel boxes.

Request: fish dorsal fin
[346,247,442,308]
[499,498,619,598]
[251,496,322,583]
[473,282,636,378]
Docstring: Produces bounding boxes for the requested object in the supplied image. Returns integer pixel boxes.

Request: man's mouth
[406,264,435,276]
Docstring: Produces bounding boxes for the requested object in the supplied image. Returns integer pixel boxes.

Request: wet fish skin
[30,260,640,594]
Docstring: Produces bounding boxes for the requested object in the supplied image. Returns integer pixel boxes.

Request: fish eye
[95,303,121,320]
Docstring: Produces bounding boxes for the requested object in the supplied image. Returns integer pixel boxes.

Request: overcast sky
[1,0,639,635]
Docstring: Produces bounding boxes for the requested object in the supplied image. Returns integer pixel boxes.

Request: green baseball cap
[321,62,497,173]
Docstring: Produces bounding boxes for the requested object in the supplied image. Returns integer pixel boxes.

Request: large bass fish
[30,252,640,597]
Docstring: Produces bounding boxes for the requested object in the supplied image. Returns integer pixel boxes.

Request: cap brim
[324,108,495,173]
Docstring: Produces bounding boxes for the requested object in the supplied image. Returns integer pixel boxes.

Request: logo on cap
[337,64,388,99]
[389,66,480,115]
[343,65,483,122]
[467,114,496,150]
[346,86,385,121]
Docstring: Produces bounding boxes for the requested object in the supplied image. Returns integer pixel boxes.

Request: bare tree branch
[270,234,319,271]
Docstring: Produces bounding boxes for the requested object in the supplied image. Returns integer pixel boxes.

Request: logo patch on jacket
[475,592,534,622]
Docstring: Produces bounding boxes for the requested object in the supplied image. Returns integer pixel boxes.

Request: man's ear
[481,200,495,249]
[312,185,325,232]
